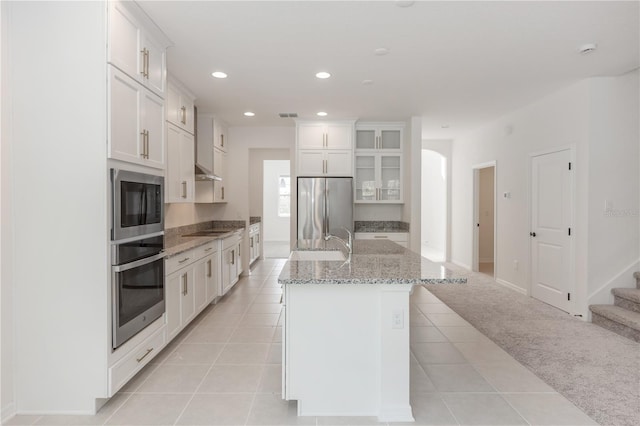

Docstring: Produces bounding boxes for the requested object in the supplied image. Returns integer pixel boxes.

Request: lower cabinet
[249,223,261,264]
[354,232,408,248]
[166,241,220,341]
[220,231,243,296]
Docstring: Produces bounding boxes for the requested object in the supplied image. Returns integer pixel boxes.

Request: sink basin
[289,250,346,261]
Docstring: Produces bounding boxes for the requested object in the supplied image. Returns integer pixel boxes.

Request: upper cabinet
[108,67,165,169]
[108,0,167,98]
[297,122,353,150]
[354,122,405,203]
[213,119,228,152]
[296,120,355,176]
[355,123,403,151]
[165,123,195,203]
[167,78,195,134]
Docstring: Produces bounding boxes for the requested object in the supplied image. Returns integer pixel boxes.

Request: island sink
[288,250,346,261]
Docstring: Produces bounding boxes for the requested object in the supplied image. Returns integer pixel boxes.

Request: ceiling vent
[279,113,298,118]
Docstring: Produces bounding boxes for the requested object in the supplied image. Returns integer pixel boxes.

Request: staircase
[589,272,640,342]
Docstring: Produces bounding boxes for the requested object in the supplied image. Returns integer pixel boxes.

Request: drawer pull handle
[136,348,154,363]
[374,236,388,239]
[178,257,190,264]
[205,247,213,252]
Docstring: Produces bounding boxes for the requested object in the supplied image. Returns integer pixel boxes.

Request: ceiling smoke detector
[578,43,597,54]
[279,113,298,118]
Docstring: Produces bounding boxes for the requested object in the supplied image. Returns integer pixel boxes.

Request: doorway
[421,150,447,261]
[472,163,496,277]
[529,148,573,312]
[262,159,291,258]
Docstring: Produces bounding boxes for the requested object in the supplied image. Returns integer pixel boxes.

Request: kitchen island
[278,239,466,422]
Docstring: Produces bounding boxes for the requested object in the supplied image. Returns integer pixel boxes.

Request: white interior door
[530,149,572,312]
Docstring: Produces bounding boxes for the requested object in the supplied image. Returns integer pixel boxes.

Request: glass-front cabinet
[354,122,404,203]
[354,153,402,203]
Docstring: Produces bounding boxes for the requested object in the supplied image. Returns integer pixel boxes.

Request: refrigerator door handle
[324,186,329,236]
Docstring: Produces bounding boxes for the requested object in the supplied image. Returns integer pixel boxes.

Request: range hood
[194,107,222,181]
[195,163,222,181]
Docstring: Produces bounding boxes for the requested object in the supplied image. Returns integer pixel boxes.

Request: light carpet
[423,265,640,426]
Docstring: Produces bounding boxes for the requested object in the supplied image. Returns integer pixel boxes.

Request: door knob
[530,232,536,237]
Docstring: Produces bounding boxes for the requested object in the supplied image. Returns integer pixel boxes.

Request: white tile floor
[7,259,597,426]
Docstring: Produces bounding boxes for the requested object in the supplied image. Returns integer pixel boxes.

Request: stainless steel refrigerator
[297,177,353,240]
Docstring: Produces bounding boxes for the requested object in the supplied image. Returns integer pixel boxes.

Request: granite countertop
[164,228,244,258]
[278,239,466,285]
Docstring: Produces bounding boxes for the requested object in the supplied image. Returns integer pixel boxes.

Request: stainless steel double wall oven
[111,169,165,349]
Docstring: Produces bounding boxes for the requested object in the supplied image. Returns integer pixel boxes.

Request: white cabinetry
[296,121,355,176]
[166,123,195,203]
[108,0,166,97]
[354,122,404,203]
[194,114,228,203]
[220,231,243,296]
[249,223,261,264]
[108,67,165,169]
[167,79,195,134]
[354,232,408,248]
[165,241,220,341]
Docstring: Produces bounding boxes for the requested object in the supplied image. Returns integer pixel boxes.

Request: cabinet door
[141,89,165,168]
[354,155,376,202]
[166,271,182,341]
[379,129,401,150]
[355,129,376,150]
[167,84,181,128]
[213,119,227,151]
[166,124,194,203]
[325,150,352,176]
[326,124,352,149]
[213,149,227,203]
[221,247,232,295]
[255,231,261,259]
[194,258,208,313]
[141,31,166,97]
[379,154,402,201]
[297,151,325,175]
[181,268,196,325]
[297,124,326,149]
[108,1,141,82]
[109,68,143,164]
[205,254,219,303]
[236,241,243,276]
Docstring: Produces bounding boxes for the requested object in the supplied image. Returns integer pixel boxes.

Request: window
[278,175,290,217]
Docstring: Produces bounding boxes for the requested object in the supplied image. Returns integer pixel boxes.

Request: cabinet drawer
[109,325,166,395]
[195,241,218,259]
[355,232,408,243]
[166,249,198,274]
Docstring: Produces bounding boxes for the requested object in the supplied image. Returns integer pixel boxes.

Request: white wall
[408,117,422,251]
[451,72,640,316]
[421,150,446,255]
[263,160,291,242]
[165,203,216,229]
[0,0,15,419]
[586,70,640,305]
[248,149,289,218]
[422,140,453,261]
[478,167,495,262]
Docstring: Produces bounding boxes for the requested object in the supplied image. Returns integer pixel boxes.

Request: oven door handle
[113,252,166,273]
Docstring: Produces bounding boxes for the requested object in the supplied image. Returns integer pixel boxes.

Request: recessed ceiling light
[578,43,597,54]
[211,71,227,78]
[315,71,331,79]
[396,1,415,7]
[317,112,328,117]
[244,112,255,117]
[374,47,389,56]
[362,79,374,85]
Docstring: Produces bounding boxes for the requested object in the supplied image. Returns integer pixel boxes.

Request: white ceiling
[138,0,639,139]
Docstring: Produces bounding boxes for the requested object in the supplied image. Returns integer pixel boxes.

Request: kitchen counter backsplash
[354,221,410,232]
[165,220,246,247]
[250,216,262,224]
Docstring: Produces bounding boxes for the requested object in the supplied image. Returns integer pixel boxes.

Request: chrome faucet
[324,228,353,254]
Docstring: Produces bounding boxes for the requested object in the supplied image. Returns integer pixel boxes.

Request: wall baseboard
[479,258,494,264]
[587,258,640,307]
[1,402,16,424]
[496,278,527,295]
[450,259,471,270]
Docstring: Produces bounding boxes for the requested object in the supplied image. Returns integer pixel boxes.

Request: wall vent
[279,113,298,118]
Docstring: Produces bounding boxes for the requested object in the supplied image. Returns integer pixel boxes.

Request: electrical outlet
[392,310,404,329]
